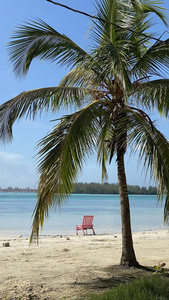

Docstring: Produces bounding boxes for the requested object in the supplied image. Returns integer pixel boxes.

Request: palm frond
[61,45,132,92]
[95,43,132,91]
[0,86,90,141]
[131,38,169,78]
[96,110,113,181]
[133,79,169,117]
[93,0,134,43]
[91,1,157,90]
[131,0,168,26]
[8,18,88,76]
[59,66,109,90]
[131,0,144,12]
[125,107,169,223]
[141,1,168,26]
[30,100,104,242]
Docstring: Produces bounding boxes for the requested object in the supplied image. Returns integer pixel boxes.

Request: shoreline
[1,229,169,299]
[0,226,168,240]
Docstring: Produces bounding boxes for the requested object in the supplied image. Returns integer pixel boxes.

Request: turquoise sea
[0,193,167,238]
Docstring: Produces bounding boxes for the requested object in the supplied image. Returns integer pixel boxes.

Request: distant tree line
[0,183,157,195]
[72,182,157,195]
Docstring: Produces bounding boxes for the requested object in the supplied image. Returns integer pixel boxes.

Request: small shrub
[153,262,167,275]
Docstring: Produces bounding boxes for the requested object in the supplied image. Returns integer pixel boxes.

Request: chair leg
[93,228,95,235]
[76,226,78,235]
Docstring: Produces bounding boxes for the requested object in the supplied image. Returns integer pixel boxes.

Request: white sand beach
[1,230,169,300]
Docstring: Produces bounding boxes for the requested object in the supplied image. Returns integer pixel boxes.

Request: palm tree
[1,0,169,267]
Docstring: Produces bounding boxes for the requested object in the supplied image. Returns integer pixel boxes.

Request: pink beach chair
[76,215,95,235]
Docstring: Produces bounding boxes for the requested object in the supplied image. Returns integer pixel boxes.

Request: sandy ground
[0,229,169,300]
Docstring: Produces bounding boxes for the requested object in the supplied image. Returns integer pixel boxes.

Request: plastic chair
[76,215,95,235]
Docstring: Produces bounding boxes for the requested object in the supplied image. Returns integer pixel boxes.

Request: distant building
[7,187,13,190]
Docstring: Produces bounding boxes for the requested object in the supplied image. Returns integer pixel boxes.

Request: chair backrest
[82,215,94,226]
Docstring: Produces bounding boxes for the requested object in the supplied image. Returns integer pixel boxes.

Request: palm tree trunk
[117,150,139,267]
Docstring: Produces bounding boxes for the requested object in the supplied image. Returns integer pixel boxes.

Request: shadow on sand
[74,264,169,291]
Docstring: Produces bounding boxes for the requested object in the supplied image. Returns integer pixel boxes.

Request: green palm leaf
[131,0,167,25]
[125,107,169,222]
[131,39,169,78]
[133,79,169,117]
[96,109,113,181]
[8,18,88,76]
[141,1,168,26]
[59,66,109,90]
[95,43,132,91]
[30,100,103,241]
[0,86,90,141]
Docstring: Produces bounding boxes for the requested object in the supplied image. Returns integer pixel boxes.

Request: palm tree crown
[0,0,169,266]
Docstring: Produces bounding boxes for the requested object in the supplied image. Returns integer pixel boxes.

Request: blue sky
[0,0,169,188]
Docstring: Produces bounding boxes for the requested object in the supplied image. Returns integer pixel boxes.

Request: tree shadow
[74,264,169,291]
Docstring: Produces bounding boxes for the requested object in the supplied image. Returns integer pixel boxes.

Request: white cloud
[0,152,23,161]
[0,151,38,188]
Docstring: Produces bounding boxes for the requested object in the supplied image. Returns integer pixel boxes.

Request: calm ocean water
[0,193,167,237]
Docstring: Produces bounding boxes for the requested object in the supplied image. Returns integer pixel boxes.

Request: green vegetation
[80,276,169,300]
[73,183,157,194]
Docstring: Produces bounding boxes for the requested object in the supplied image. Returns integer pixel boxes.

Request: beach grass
[79,275,169,300]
